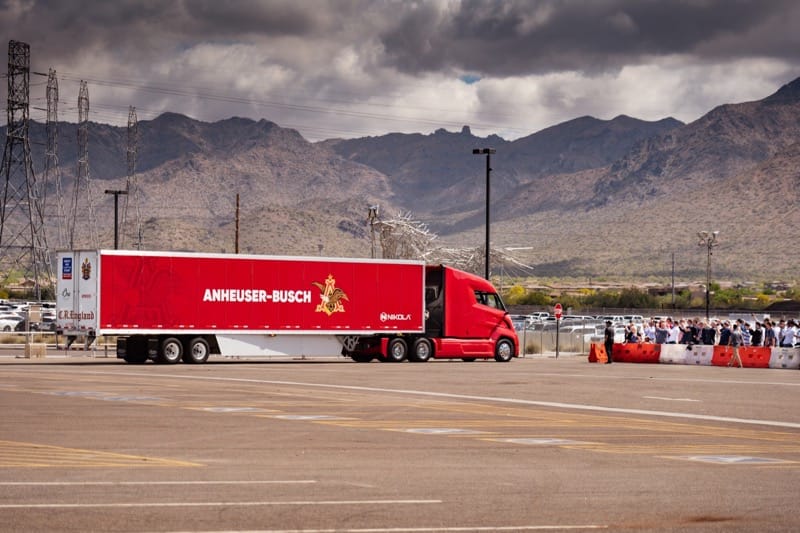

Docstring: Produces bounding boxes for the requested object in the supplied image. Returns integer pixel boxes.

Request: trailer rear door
[56,250,99,335]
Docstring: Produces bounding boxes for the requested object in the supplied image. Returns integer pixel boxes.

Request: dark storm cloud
[0,0,326,67]
[4,0,798,75]
[1,0,799,139]
[379,0,800,76]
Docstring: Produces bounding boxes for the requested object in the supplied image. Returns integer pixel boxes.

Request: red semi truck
[56,250,518,364]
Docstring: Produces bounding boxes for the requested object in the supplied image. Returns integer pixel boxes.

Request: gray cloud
[1,0,799,140]
[380,0,800,75]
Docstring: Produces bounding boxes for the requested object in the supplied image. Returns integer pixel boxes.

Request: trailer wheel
[494,338,514,362]
[157,337,183,364]
[123,352,147,364]
[351,354,373,363]
[409,338,433,362]
[182,337,210,364]
[386,338,408,362]
[122,336,148,364]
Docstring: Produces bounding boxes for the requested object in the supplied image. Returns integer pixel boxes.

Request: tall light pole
[105,189,128,250]
[472,148,495,280]
[367,205,379,259]
[697,231,719,320]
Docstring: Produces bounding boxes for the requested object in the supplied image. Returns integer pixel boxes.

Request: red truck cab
[346,265,518,362]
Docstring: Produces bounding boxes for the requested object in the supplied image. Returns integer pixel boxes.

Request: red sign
[553,303,563,320]
[98,252,425,334]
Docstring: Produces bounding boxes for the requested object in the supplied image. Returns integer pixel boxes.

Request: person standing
[750,322,763,347]
[763,319,776,347]
[780,320,797,348]
[740,321,752,346]
[719,321,732,347]
[728,324,744,368]
[666,319,680,344]
[654,320,669,344]
[701,321,716,345]
[604,320,615,364]
[775,320,785,347]
[643,320,656,344]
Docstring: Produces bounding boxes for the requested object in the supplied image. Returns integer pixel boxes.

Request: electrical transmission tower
[120,106,142,248]
[68,80,98,248]
[0,40,51,299]
[44,68,67,250]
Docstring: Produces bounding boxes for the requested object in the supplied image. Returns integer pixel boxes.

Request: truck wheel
[122,339,148,364]
[410,338,433,362]
[386,338,408,362]
[351,354,373,363]
[494,338,514,362]
[122,336,148,364]
[182,337,210,364]
[157,337,183,364]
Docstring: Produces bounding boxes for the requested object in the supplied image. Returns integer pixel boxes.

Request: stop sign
[554,303,563,320]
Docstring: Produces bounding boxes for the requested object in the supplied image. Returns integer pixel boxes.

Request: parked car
[587,326,626,344]
[528,312,550,321]
[562,315,597,323]
[510,315,529,331]
[0,314,24,332]
[597,315,626,325]
[560,324,599,336]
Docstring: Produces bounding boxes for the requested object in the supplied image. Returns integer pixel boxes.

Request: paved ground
[1,351,799,532]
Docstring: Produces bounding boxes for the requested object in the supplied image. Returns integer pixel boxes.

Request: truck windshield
[474,290,506,311]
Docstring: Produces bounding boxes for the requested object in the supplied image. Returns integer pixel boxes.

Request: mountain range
[2,77,799,282]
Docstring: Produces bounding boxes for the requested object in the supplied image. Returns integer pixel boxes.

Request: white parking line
[82,370,800,430]
[642,396,700,402]
[0,499,441,509]
[167,526,608,532]
[0,480,316,486]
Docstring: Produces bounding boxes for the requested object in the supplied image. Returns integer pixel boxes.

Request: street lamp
[697,230,719,320]
[105,189,128,249]
[472,148,496,280]
[367,205,379,259]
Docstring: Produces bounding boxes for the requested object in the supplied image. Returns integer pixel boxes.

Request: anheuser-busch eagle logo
[312,275,349,316]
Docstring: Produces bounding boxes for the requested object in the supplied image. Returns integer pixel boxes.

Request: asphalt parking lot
[1,352,799,532]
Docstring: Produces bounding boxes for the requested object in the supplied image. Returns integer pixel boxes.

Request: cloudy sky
[2,0,800,141]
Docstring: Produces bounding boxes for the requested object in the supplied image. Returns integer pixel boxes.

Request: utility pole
[697,231,719,320]
[104,189,128,249]
[235,193,240,254]
[120,106,141,249]
[472,148,495,280]
[69,80,97,248]
[0,40,51,299]
[44,68,67,250]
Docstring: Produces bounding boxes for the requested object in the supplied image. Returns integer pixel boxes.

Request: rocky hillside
[2,78,798,281]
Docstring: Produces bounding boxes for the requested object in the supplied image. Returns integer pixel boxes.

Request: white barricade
[683,344,714,366]
[659,344,688,365]
[769,347,800,370]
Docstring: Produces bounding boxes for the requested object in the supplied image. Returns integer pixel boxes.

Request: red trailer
[56,250,518,364]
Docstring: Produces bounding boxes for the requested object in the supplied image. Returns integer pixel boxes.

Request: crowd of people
[623,317,800,348]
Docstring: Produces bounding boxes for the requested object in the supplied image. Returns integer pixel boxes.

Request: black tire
[182,337,210,364]
[494,338,515,362]
[121,336,148,364]
[386,337,408,362]
[123,351,148,364]
[157,337,183,364]
[351,353,374,363]
[409,338,433,362]
[461,358,476,362]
